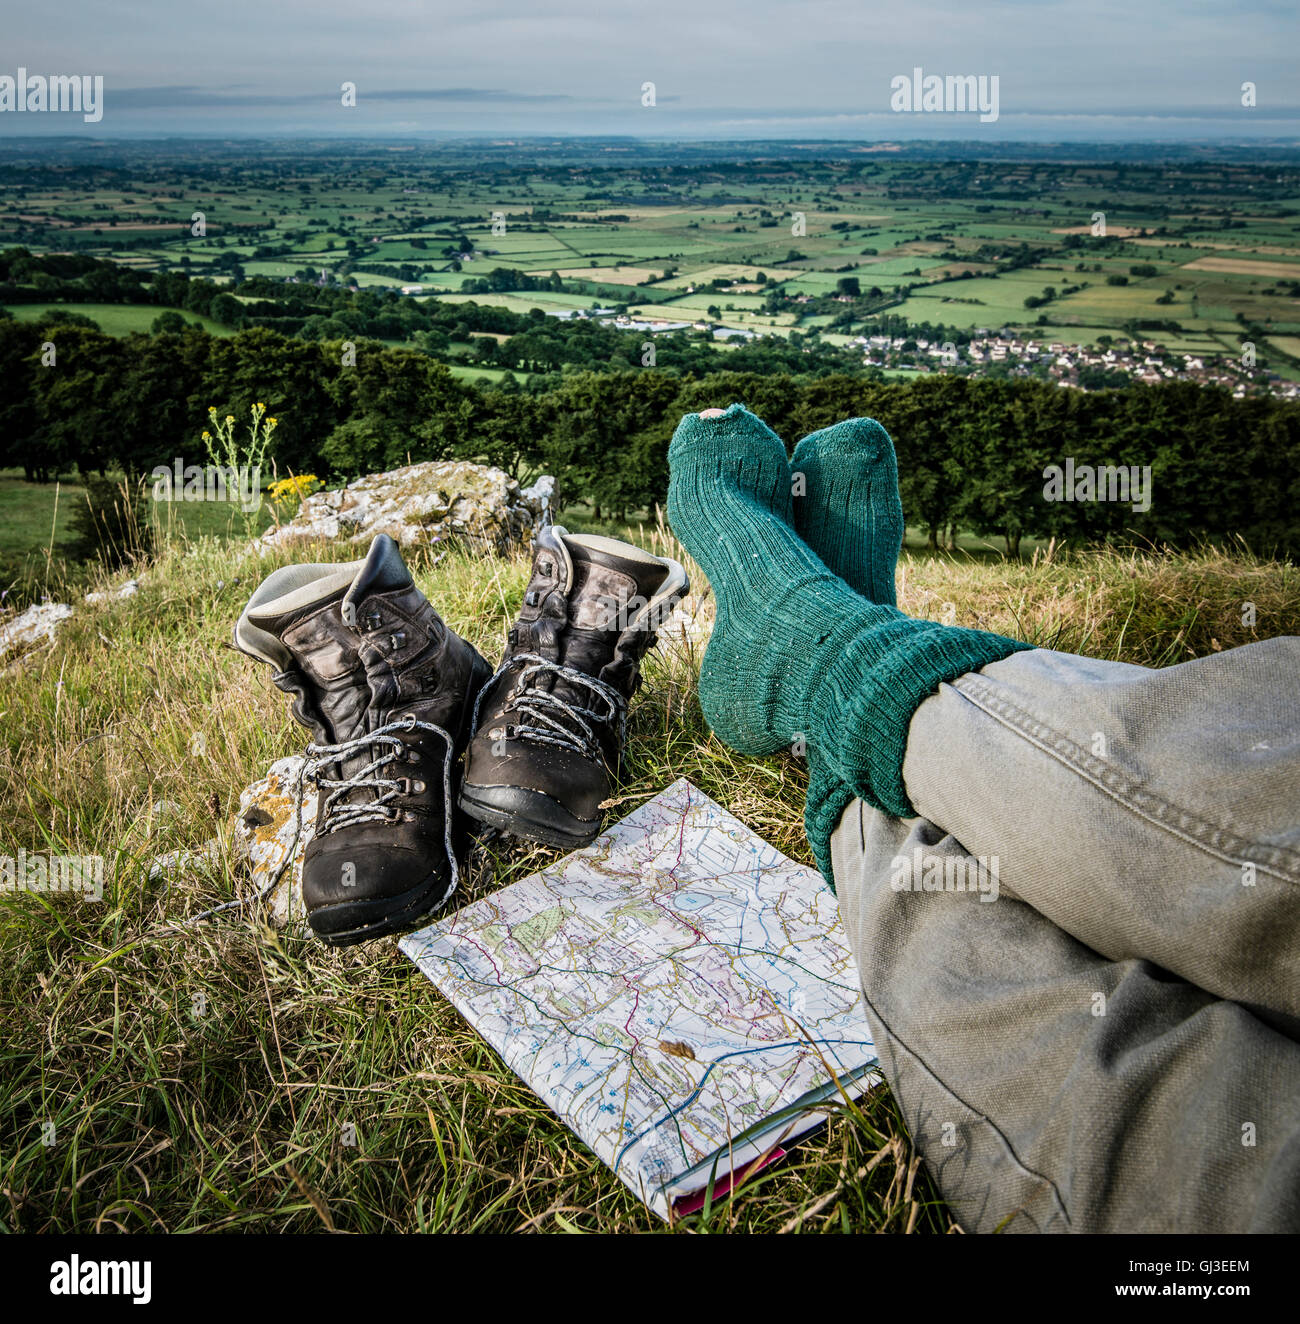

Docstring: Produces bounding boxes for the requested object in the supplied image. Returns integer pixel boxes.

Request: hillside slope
[1,524,1295,1232]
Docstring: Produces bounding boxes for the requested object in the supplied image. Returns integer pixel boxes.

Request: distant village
[580,306,1300,399]
[855,330,1300,400]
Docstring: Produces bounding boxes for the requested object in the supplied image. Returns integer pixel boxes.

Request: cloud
[107,85,588,110]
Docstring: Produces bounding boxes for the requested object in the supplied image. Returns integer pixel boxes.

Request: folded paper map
[400,777,878,1220]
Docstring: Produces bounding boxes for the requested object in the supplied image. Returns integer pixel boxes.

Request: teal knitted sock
[667,403,1033,886]
[790,418,907,876]
[664,404,799,757]
[791,418,903,606]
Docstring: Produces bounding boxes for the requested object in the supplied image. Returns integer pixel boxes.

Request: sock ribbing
[665,405,798,755]
[791,417,904,605]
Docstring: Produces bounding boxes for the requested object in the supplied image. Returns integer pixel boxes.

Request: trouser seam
[859,988,1073,1230]
[950,673,1300,887]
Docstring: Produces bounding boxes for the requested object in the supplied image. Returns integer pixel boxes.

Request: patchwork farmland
[3,139,1300,385]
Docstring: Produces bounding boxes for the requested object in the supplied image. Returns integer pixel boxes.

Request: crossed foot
[666,403,1029,886]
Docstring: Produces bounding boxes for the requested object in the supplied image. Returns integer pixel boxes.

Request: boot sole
[458,783,601,850]
[309,870,456,947]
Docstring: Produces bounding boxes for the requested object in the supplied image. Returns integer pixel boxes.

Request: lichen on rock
[231,753,316,928]
[258,460,556,555]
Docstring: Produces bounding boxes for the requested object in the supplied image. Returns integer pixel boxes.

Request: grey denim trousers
[829,638,1300,1233]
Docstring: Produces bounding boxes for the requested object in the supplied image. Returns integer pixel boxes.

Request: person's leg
[668,403,1300,1228]
[831,800,1300,1233]
[665,403,1030,872]
[784,410,1300,1030]
[899,641,1300,1035]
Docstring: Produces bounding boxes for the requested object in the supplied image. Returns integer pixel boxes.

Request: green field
[3,302,232,336]
[0,471,277,596]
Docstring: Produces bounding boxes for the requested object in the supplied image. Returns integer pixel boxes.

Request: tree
[32,325,122,479]
[887,375,968,548]
[0,320,42,478]
[458,388,545,479]
[151,311,188,335]
[209,292,244,327]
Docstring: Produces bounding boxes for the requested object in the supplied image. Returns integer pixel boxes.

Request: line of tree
[1,318,1296,557]
[0,247,877,377]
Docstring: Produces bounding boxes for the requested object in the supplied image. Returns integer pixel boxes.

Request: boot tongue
[509,527,668,699]
[243,534,431,825]
[246,534,409,749]
[564,536,669,620]
[556,535,667,672]
[340,532,413,627]
[247,588,366,745]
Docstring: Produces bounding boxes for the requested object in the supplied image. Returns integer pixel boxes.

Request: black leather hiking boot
[233,533,492,946]
[460,525,688,848]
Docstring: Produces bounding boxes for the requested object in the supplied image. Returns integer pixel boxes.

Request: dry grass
[1,520,1295,1233]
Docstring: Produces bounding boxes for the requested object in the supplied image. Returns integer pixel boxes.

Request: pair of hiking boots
[233,527,688,946]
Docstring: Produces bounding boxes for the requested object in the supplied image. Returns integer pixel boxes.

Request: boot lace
[309,717,450,834]
[472,652,627,763]
[182,716,458,926]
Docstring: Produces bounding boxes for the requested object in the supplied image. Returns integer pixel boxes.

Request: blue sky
[2,0,1297,139]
